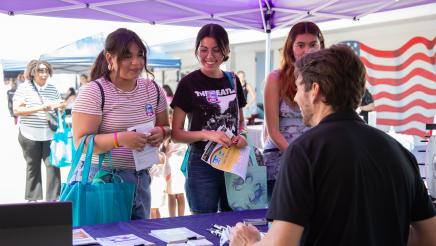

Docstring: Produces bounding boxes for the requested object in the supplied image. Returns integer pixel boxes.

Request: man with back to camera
[230,45,436,246]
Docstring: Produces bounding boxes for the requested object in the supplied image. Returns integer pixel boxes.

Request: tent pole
[264,32,271,80]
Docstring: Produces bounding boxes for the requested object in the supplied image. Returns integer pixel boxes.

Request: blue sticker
[206,90,219,103]
[145,104,154,116]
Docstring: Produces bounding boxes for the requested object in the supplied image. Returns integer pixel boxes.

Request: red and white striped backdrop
[344,37,436,138]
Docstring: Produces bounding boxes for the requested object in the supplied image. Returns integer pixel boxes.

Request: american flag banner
[343,37,436,138]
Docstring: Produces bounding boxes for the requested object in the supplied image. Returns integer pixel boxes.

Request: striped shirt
[73,77,168,169]
[13,81,62,141]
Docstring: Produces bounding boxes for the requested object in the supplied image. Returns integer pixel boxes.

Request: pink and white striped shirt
[73,76,167,169]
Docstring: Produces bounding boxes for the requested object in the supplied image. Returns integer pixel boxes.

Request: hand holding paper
[118,131,149,151]
[201,126,250,179]
[128,122,160,171]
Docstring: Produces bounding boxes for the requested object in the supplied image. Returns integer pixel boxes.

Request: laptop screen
[0,202,72,246]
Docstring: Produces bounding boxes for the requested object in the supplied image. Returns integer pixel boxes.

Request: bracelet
[157,126,166,138]
[113,132,120,148]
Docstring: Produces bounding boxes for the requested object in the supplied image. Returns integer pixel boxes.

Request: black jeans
[18,131,60,201]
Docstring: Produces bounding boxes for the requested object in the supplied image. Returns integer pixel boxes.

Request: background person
[163,108,186,217]
[72,28,170,220]
[171,23,247,214]
[230,45,436,246]
[236,70,256,117]
[64,87,77,116]
[263,21,325,199]
[14,72,25,87]
[149,152,167,219]
[7,80,17,124]
[162,84,174,103]
[78,73,89,93]
[357,86,375,123]
[13,60,64,202]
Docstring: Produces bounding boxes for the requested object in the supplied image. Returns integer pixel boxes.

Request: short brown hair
[294,44,366,112]
[26,60,53,81]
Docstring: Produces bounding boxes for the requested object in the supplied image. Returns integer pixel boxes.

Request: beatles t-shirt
[171,69,247,150]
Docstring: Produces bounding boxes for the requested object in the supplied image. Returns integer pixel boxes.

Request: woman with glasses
[72,28,170,219]
[263,22,325,200]
[171,23,247,214]
[13,60,65,202]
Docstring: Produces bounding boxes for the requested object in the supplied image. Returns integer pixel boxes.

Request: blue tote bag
[225,146,268,210]
[60,135,135,226]
[50,110,75,168]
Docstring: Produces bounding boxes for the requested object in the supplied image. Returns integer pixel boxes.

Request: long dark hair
[194,23,230,62]
[279,22,325,104]
[90,28,154,81]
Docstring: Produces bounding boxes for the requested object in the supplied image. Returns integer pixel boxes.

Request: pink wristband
[113,132,120,148]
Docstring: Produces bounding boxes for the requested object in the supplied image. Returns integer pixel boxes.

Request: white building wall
[160,14,435,105]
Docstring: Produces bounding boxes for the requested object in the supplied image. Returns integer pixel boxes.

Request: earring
[108,64,112,71]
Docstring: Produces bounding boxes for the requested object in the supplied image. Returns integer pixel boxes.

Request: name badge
[145,104,154,116]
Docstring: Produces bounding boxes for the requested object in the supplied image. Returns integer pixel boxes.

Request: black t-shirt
[359,89,374,121]
[171,69,247,150]
[267,111,436,246]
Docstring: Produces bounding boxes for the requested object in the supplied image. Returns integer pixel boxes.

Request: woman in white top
[13,60,65,202]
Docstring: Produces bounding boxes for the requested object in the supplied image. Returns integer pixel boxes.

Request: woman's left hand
[148,127,165,147]
[232,135,248,148]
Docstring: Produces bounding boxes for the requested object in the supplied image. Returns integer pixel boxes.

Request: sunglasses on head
[37,68,49,73]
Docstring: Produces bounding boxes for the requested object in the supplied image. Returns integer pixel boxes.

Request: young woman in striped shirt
[72,28,170,219]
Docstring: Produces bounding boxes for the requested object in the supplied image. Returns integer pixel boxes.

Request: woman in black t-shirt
[170,23,247,214]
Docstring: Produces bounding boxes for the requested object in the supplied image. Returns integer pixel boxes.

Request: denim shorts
[71,162,151,220]
[185,148,231,214]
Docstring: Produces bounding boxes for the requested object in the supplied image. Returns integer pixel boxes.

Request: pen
[187,236,198,240]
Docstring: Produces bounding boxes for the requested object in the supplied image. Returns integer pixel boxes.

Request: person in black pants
[358,87,375,123]
[13,60,65,202]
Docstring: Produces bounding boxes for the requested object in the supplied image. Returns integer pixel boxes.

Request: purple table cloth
[78,209,268,245]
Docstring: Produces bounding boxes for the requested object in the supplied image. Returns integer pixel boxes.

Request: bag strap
[93,80,105,111]
[56,109,64,132]
[224,71,235,90]
[67,134,90,182]
[224,71,240,134]
[81,135,96,184]
[248,147,257,167]
[98,152,114,171]
[95,79,159,111]
[29,80,45,104]
[152,80,160,109]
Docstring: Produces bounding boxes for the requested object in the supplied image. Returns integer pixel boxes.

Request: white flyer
[128,122,160,171]
[96,234,154,246]
[72,228,98,245]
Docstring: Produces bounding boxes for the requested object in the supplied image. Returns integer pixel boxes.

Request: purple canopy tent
[0,0,433,31]
[0,0,434,74]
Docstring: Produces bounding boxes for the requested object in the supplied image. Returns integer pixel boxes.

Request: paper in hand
[128,122,160,171]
